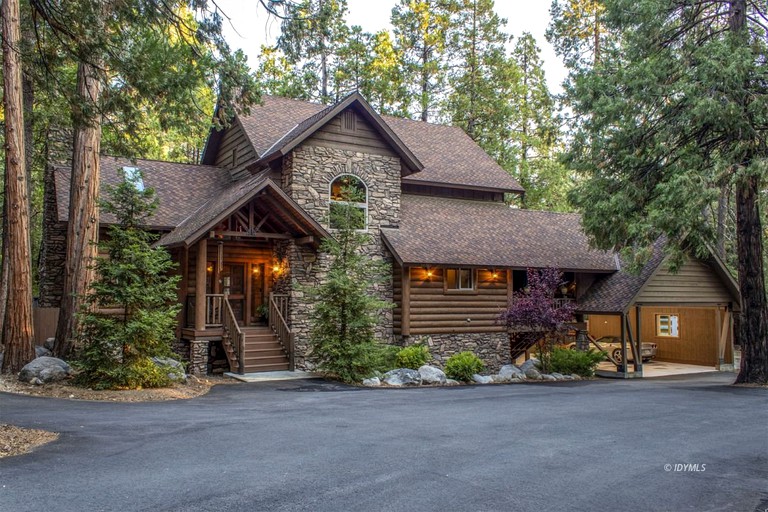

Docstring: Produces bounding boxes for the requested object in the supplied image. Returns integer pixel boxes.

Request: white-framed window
[656,314,679,337]
[329,174,367,230]
[446,268,475,290]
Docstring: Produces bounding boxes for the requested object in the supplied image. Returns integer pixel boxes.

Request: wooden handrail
[269,293,293,370]
[222,299,244,373]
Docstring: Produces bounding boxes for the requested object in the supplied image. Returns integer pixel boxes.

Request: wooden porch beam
[295,235,315,246]
[211,231,292,240]
[402,266,411,336]
[195,239,208,331]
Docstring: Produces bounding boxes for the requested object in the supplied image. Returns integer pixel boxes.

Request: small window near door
[656,314,679,337]
[446,268,474,290]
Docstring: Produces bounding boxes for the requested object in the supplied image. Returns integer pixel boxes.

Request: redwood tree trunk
[1,0,36,373]
[53,60,103,358]
[734,175,768,383]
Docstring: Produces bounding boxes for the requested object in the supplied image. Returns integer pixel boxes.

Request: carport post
[634,306,643,376]
[619,313,628,377]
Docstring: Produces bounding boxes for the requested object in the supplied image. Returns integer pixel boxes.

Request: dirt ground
[0,374,239,458]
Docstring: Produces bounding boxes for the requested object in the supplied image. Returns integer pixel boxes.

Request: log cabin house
[38,92,741,377]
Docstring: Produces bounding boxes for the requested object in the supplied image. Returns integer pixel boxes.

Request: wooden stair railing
[268,293,294,371]
[222,299,245,373]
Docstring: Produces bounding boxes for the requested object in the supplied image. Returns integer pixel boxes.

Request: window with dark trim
[446,268,474,290]
[329,174,367,230]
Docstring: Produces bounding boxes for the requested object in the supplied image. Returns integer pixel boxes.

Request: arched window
[329,174,367,230]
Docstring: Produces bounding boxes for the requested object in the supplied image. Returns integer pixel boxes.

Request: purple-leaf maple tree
[498,267,574,331]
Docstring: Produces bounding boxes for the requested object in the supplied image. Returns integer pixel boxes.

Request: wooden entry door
[250,263,266,324]
[222,263,246,324]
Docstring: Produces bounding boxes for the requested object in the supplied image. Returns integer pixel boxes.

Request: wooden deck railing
[269,293,293,370]
[222,299,244,373]
[184,295,225,328]
[206,294,224,326]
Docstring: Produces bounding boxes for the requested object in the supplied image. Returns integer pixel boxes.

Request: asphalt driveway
[1,373,766,512]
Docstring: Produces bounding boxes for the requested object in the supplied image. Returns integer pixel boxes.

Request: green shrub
[371,344,400,373]
[444,351,485,382]
[396,344,430,369]
[548,347,605,377]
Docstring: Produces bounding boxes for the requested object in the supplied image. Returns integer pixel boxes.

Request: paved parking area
[1,373,766,512]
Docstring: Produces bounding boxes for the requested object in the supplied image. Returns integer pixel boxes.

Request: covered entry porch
[158,175,329,374]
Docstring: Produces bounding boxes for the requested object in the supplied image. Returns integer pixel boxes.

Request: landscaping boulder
[524,367,542,380]
[18,357,71,384]
[418,365,446,385]
[569,374,582,381]
[541,374,557,381]
[35,346,52,358]
[383,368,421,386]
[150,357,186,383]
[551,372,565,381]
[44,337,56,351]
[472,374,493,384]
[362,377,381,387]
[499,364,524,380]
[520,358,540,372]
[445,379,461,386]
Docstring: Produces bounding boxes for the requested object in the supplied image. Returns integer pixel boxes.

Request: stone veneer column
[284,145,402,370]
[189,341,209,375]
[38,166,67,307]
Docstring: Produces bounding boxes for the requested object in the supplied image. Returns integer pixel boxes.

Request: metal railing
[269,293,293,370]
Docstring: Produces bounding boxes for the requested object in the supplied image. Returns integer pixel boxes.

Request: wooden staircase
[240,326,290,373]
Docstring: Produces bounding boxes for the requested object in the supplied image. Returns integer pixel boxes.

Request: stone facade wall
[402,332,511,373]
[285,144,401,369]
[38,167,67,307]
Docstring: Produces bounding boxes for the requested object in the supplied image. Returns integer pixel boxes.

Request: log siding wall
[395,266,508,335]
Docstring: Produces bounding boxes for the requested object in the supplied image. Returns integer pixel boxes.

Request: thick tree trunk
[734,175,768,383]
[728,0,767,384]
[1,0,36,373]
[53,60,103,358]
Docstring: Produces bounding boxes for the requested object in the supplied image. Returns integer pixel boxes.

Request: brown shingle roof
[236,95,523,193]
[387,117,523,193]
[255,92,422,174]
[575,239,667,314]
[54,157,231,229]
[381,195,618,271]
[157,173,330,247]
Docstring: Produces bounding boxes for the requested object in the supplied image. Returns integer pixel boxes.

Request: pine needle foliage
[75,169,181,389]
[308,189,393,382]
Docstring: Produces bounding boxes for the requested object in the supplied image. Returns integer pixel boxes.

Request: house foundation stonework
[404,333,511,373]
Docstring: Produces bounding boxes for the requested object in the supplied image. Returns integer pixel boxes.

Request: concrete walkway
[224,370,323,382]
[597,360,728,378]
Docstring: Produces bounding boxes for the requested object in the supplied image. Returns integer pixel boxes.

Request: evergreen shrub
[444,351,485,382]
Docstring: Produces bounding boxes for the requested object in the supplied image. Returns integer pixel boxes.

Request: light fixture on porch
[491,270,499,280]
[252,266,260,275]
[426,268,434,279]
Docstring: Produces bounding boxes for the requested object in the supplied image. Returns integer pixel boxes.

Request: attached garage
[577,241,740,376]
